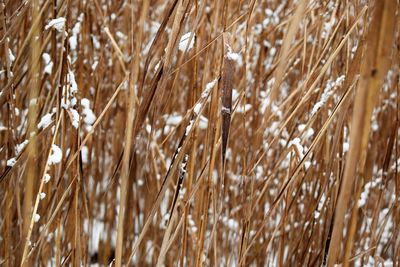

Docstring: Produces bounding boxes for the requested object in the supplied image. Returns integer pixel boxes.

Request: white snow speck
[29,98,38,106]
[91,35,101,49]
[37,113,53,129]
[225,44,242,65]
[221,106,231,114]
[40,192,46,200]
[68,70,78,93]
[199,116,208,129]
[232,89,239,102]
[48,144,62,165]
[298,124,315,139]
[45,17,66,32]
[42,53,53,74]
[44,174,51,183]
[116,31,128,41]
[298,124,306,132]
[16,140,29,155]
[193,103,202,115]
[236,104,252,113]
[166,114,182,126]
[226,50,240,62]
[7,157,16,167]
[343,142,349,152]
[91,60,98,70]
[70,108,80,129]
[227,218,239,231]
[311,75,345,116]
[304,161,311,170]
[69,15,83,51]
[371,121,379,132]
[81,98,96,126]
[202,79,218,98]
[34,214,40,222]
[185,120,194,136]
[8,48,15,63]
[81,146,89,164]
[178,32,195,52]
[288,138,304,158]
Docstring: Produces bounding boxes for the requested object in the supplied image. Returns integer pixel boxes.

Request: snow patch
[178,32,195,52]
[166,114,182,126]
[16,140,29,155]
[42,53,53,74]
[7,157,16,167]
[38,113,53,129]
[288,138,304,158]
[48,144,62,165]
[45,17,66,32]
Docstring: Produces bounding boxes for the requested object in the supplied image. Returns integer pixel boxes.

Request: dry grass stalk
[327,1,397,265]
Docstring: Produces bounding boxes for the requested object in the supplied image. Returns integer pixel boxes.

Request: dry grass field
[0,0,399,266]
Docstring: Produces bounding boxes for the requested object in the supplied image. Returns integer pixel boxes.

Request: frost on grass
[42,53,53,75]
[359,178,381,207]
[43,174,51,183]
[45,17,66,32]
[15,140,29,155]
[33,214,40,223]
[60,67,78,104]
[226,50,241,62]
[62,69,81,128]
[226,49,242,66]
[70,108,80,129]
[236,104,252,113]
[185,120,194,136]
[165,114,182,126]
[221,106,231,114]
[198,116,208,129]
[69,14,83,52]
[201,79,218,98]
[304,161,311,170]
[193,103,202,115]
[297,124,315,140]
[91,34,101,50]
[116,31,128,41]
[225,44,243,66]
[288,137,304,158]
[37,113,53,129]
[354,256,394,267]
[343,142,349,152]
[311,75,345,116]
[7,157,16,167]
[314,194,326,219]
[1,2,397,265]
[68,70,79,94]
[81,98,96,129]
[91,60,99,70]
[48,144,62,165]
[8,48,15,63]
[81,146,89,164]
[178,32,195,52]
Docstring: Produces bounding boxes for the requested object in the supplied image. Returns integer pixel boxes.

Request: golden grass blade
[269,0,308,104]
[327,1,397,265]
[114,0,149,265]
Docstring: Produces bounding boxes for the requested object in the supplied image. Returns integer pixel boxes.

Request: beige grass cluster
[0,0,399,266]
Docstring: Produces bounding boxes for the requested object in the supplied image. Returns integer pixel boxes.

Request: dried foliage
[0,0,399,266]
